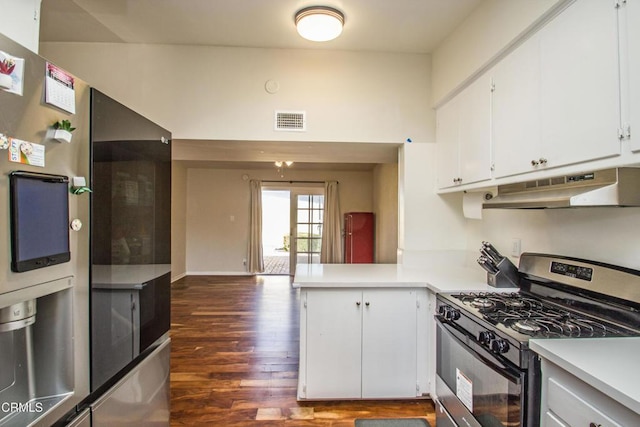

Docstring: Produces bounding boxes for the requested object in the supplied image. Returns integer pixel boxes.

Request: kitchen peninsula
[293,253,517,400]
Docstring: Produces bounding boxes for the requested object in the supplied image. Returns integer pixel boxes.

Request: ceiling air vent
[275,110,306,132]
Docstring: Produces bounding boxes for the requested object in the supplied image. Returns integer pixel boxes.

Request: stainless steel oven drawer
[436,376,481,427]
[435,398,457,427]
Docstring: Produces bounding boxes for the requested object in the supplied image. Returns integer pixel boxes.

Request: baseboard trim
[186,271,253,276]
[171,272,187,283]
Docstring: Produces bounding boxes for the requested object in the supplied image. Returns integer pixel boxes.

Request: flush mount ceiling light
[274,161,294,167]
[274,160,294,177]
[295,6,344,42]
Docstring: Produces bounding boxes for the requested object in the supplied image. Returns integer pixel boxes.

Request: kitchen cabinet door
[304,289,362,399]
[361,289,417,398]
[492,35,543,178]
[458,74,493,185]
[436,74,492,189]
[539,0,621,168]
[436,96,460,188]
[622,0,640,152]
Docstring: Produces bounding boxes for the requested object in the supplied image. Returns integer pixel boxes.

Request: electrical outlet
[243,258,247,265]
[511,238,522,257]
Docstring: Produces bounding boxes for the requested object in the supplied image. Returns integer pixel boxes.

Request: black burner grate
[451,292,630,338]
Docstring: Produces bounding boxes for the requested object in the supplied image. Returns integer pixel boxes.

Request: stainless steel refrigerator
[1,32,170,426]
[0,33,90,426]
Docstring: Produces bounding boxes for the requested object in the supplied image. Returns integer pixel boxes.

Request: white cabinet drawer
[544,411,568,427]
[547,377,622,427]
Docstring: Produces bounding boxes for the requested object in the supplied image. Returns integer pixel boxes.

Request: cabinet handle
[365,302,370,307]
[589,423,602,427]
[531,159,539,166]
[539,158,547,165]
[356,301,361,307]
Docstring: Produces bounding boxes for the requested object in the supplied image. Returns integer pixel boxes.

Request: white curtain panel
[248,179,264,273]
[320,181,343,263]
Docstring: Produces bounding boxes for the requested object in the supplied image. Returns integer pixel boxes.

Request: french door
[290,188,324,275]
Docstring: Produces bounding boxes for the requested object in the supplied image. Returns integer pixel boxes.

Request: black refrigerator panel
[90,88,172,395]
[91,89,171,266]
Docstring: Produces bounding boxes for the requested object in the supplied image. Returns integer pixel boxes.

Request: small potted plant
[52,119,76,143]
[0,56,15,90]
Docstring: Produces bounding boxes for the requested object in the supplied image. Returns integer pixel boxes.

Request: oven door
[435,317,525,427]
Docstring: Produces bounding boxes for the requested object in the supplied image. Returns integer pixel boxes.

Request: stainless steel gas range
[434,253,640,427]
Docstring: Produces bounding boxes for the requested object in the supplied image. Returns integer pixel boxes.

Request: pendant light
[295,6,344,42]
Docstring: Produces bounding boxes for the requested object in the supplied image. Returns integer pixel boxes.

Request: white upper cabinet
[621,0,640,151]
[436,97,461,188]
[538,0,621,168]
[492,35,543,178]
[436,74,493,189]
[493,0,621,178]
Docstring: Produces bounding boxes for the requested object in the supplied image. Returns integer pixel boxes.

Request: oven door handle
[436,316,522,384]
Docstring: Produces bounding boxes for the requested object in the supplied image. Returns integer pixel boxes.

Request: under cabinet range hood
[483,168,640,209]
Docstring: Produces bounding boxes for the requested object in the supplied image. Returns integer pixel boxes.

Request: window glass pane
[312,209,323,223]
[311,238,322,252]
[311,224,322,238]
[297,195,310,208]
[297,210,309,223]
[297,238,309,252]
[297,224,309,236]
[297,254,309,264]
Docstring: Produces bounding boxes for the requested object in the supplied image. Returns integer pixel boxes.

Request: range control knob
[478,331,495,345]
[438,305,449,316]
[444,307,461,321]
[490,339,510,354]
[438,305,460,321]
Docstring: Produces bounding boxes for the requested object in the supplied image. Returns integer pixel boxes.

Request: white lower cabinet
[540,358,640,427]
[299,288,421,399]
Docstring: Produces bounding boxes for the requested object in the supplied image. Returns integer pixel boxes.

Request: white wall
[398,143,467,265]
[185,167,375,275]
[0,0,41,52]
[466,208,640,271]
[431,0,562,105]
[40,42,432,144]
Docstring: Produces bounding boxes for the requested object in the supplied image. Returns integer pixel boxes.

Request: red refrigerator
[344,212,374,263]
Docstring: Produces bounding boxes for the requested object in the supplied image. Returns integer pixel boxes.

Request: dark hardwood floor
[170,275,435,426]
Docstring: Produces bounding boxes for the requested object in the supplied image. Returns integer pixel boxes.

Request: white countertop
[293,251,518,293]
[530,337,640,415]
[92,264,171,289]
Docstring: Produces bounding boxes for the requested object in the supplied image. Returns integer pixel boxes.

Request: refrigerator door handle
[346,214,353,263]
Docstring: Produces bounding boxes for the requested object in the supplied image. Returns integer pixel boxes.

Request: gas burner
[512,320,542,334]
[505,299,525,308]
[471,298,495,309]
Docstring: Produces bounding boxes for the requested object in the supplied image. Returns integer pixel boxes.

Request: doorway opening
[261,186,325,276]
[261,190,291,275]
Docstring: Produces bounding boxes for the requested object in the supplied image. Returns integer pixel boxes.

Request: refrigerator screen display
[10,171,70,272]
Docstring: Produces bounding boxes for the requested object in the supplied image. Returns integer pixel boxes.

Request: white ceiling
[39,0,481,170]
[39,0,482,53]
